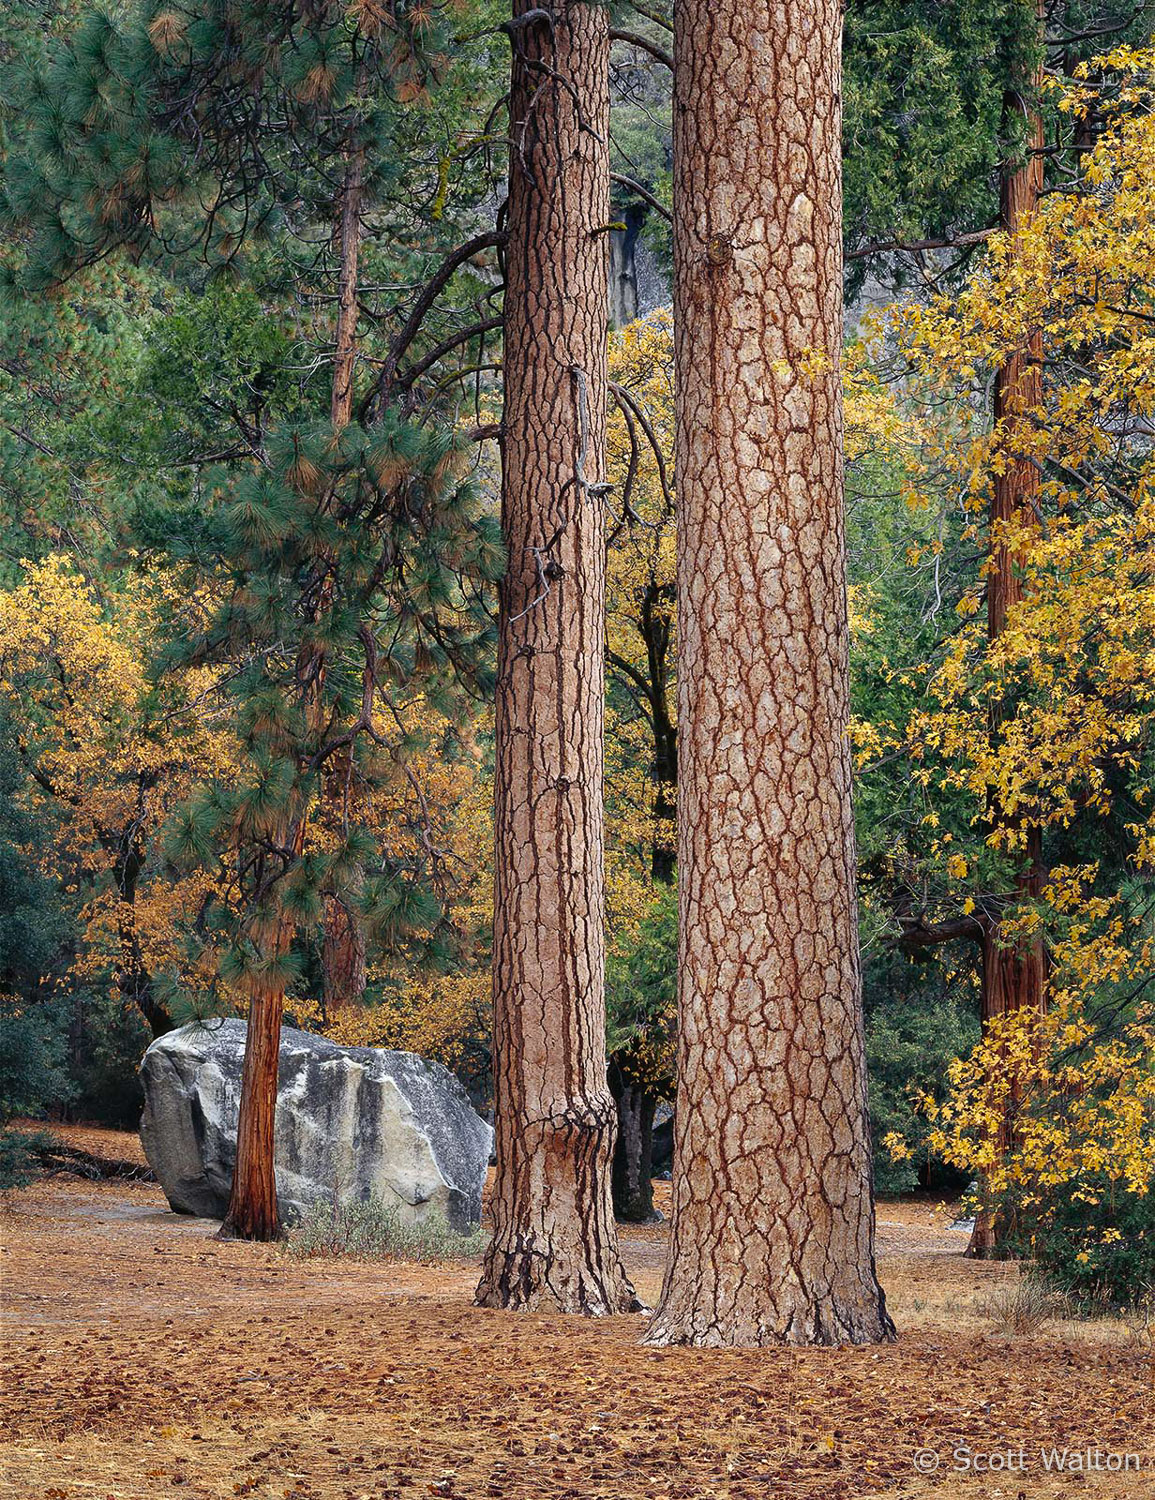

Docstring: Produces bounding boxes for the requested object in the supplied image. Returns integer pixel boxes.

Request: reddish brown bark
[968,20,1049,1261]
[220,906,292,1236]
[219,976,284,1241]
[645,0,892,1346]
[475,0,636,1315]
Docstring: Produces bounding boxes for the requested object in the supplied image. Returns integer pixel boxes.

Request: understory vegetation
[284,1197,487,1264]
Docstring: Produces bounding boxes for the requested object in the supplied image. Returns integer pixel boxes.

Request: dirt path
[2,1135,1153,1500]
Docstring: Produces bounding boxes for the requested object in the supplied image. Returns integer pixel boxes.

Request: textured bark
[321,144,368,1013]
[969,45,1049,1260]
[476,0,637,1315]
[645,0,893,1347]
[321,887,367,1012]
[220,972,284,1241]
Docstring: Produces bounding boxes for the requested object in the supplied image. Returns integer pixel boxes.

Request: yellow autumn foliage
[881,51,1155,1207]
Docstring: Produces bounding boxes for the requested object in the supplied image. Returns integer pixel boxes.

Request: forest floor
[2,1125,1153,1500]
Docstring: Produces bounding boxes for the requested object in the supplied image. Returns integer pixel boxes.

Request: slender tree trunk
[643,577,676,883]
[329,145,364,432]
[646,0,893,1347]
[223,147,368,1239]
[612,585,674,1218]
[111,805,171,1037]
[321,144,368,1013]
[610,1065,657,1222]
[968,37,1048,1258]
[476,0,637,1315]
[219,979,283,1240]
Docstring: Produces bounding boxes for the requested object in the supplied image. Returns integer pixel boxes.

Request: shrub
[284,1194,485,1262]
[0,1126,56,1190]
[0,997,71,1123]
[1023,1177,1155,1309]
[980,1274,1064,1336]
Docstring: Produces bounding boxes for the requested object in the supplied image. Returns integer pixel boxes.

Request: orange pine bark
[220,969,284,1241]
[969,20,1049,1259]
[645,0,893,1346]
[475,0,636,1315]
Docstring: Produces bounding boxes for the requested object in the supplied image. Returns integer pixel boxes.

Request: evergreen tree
[647,0,893,1345]
[2,0,506,1239]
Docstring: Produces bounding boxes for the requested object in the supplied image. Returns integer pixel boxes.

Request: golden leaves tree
[889,50,1155,1257]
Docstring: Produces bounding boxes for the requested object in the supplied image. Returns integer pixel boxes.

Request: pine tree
[645,0,893,1345]
[475,0,637,1314]
[167,418,499,1239]
[3,0,505,1240]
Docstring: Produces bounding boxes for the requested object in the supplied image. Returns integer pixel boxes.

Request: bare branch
[358,231,506,421]
[846,228,995,264]
[609,28,673,68]
[610,172,672,224]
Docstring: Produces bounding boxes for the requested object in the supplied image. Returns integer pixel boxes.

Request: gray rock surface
[139,1019,491,1230]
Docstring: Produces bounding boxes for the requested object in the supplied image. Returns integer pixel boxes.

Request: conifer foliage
[3,0,447,286]
[3,0,502,1240]
[166,416,499,1239]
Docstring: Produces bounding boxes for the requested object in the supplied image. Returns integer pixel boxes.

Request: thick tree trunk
[220,978,284,1241]
[476,0,637,1315]
[968,25,1048,1262]
[645,0,892,1347]
[321,144,368,1013]
[610,1071,657,1223]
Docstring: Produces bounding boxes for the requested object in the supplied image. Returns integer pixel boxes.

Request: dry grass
[979,1275,1064,1337]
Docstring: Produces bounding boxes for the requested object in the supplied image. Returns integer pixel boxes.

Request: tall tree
[3,0,504,1240]
[645,0,893,1345]
[967,0,1050,1257]
[476,0,637,1314]
[319,139,370,1016]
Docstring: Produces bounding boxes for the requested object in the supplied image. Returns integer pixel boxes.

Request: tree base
[614,1208,664,1226]
[644,1292,895,1348]
[476,1241,644,1316]
[216,1212,282,1244]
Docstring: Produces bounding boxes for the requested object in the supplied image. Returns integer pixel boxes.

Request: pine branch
[609,29,673,69]
[358,231,507,422]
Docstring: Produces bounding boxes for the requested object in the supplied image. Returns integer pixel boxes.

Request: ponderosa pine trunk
[645,0,893,1347]
[475,0,637,1315]
[968,23,1049,1259]
[220,981,282,1240]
